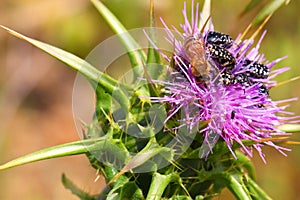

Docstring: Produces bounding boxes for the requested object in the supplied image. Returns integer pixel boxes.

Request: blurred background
[0,0,299,199]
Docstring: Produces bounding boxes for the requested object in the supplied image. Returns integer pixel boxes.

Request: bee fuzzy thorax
[174,30,273,95]
[183,36,210,79]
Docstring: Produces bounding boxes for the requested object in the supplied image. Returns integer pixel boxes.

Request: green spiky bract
[0,0,298,200]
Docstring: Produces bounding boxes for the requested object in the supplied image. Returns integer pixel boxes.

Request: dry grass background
[0,0,300,199]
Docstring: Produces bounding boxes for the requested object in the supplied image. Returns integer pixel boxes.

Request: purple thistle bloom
[148,1,299,162]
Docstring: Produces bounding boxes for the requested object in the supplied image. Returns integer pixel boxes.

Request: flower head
[149,0,299,162]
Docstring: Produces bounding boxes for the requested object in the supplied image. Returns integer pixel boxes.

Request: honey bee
[174,32,236,86]
[183,36,213,83]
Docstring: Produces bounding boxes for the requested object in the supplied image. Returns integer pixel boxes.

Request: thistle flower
[2,0,300,199]
[149,0,299,162]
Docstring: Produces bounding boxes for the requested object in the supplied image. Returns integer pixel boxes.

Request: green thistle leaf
[109,140,172,184]
[0,25,116,93]
[0,138,102,170]
[278,124,300,133]
[119,182,144,200]
[146,0,160,66]
[145,0,164,86]
[252,0,290,26]
[91,0,146,78]
[200,0,211,28]
[240,0,263,17]
[62,174,97,200]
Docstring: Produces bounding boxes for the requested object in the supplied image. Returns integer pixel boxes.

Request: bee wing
[207,59,218,71]
[207,59,221,82]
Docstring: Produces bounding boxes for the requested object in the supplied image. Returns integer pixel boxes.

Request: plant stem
[146,173,174,200]
[247,177,272,200]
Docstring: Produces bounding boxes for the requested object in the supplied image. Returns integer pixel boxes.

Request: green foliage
[279,124,300,133]
[91,0,146,79]
[241,0,291,26]
[0,0,296,199]
[0,25,116,92]
[62,174,98,200]
[252,0,290,26]
[0,138,103,170]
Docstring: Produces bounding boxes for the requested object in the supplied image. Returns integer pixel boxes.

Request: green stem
[226,173,252,200]
[236,151,256,180]
[247,177,272,200]
[146,173,174,200]
[207,172,252,200]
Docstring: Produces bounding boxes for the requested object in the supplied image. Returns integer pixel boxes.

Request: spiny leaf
[278,124,300,133]
[0,25,116,93]
[119,182,144,199]
[146,173,176,200]
[144,0,164,97]
[0,138,103,170]
[109,141,172,184]
[90,0,146,78]
[200,0,211,28]
[87,139,131,171]
[62,174,97,200]
[240,0,263,17]
[252,0,289,26]
[146,0,160,65]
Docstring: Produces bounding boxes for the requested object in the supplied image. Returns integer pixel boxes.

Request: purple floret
[147,0,299,162]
